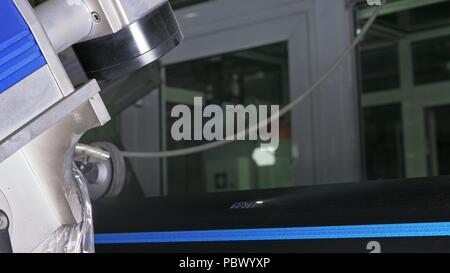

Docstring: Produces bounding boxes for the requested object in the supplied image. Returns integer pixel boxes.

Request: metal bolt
[91,12,101,23]
[0,213,8,230]
[75,144,111,161]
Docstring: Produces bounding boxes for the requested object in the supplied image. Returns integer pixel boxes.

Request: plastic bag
[32,163,94,253]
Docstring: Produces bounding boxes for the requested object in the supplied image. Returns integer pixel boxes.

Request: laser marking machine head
[0,0,182,253]
[36,0,183,80]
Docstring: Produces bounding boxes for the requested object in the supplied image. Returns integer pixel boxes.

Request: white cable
[122,1,386,159]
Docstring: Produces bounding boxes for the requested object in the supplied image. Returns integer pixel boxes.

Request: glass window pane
[356,2,402,95]
[360,45,400,93]
[166,42,289,105]
[363,104,405,180]
[374,1,450,33]
[412,35,450,85]
[164,42,295,195]
[426,105,450,176]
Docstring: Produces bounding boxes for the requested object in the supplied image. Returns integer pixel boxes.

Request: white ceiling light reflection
[252,146,277,167]
[184,12,198,19]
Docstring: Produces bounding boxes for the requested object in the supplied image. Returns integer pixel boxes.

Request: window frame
[358,1,450,178]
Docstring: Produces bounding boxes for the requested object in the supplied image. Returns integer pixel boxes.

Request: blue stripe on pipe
[95,222,450,245]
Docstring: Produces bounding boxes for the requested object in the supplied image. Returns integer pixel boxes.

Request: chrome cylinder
[35,0,93,53]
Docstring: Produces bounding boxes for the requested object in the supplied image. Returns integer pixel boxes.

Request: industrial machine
[0,0,182,253]
[5,0,445,254]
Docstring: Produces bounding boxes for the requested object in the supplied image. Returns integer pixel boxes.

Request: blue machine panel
[0,0,47,94]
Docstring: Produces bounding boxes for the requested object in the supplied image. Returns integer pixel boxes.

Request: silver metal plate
[0,66,62,142]
[0,80,102,163]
